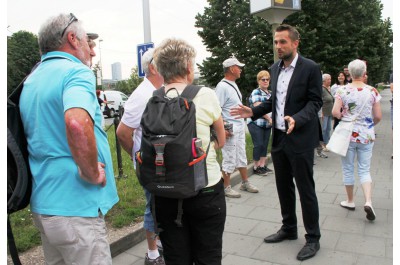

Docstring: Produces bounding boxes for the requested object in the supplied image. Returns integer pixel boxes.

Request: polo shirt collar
[41,51,82,64]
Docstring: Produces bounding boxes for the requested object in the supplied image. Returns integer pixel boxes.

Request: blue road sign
[137,42,154,78]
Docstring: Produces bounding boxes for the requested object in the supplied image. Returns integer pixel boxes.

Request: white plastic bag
[326,120,354,157]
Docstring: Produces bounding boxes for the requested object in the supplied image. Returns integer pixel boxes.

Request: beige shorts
[221,126,247,174]
[32,212,112,265]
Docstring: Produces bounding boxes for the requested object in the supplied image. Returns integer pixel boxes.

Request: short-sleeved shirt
[20,51,119,217]
[335,84,381,144]
[247,88,272,128]
[120,77,156,159]
[330,84,344,97]
[215,79,245,128]
[166,86,222,187]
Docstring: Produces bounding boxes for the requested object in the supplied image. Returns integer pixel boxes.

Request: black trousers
[271,129,321,242]
[155,179,226,265]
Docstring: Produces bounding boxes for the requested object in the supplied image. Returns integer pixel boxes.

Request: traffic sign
[137,42,154,78]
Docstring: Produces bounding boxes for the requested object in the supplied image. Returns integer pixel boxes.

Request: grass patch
[9,122,266,253]
[8,209,41,253]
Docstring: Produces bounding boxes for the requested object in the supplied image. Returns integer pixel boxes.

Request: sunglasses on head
[61,13,78,37]
[260,78,270,82]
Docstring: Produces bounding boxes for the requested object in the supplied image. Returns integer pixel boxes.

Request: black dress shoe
[264,229,298,243]
[296,242,320,261]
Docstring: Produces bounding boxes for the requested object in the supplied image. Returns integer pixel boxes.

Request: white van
[99,90,129,118]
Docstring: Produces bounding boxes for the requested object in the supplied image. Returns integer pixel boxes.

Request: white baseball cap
[222,57,245,68]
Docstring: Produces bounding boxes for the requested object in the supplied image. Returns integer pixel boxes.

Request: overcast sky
[6,0,395,80]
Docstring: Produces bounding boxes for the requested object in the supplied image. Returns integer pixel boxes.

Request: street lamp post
[99,39,104,87]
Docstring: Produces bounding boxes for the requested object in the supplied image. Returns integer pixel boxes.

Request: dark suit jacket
[252,55,322,153]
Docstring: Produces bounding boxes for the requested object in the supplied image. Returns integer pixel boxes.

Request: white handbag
[326,93,369,157]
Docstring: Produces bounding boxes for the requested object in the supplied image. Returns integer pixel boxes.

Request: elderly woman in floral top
[332,59,382,221]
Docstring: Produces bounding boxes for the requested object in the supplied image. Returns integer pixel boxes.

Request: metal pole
[114,106,127,179]
[143,0,151,42]
[99,39,104,87]
[271,23,279,63]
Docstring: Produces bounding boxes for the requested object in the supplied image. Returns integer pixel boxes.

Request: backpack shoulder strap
[8,216,22,265]
[181,85,202,101]
[153,86,166,97]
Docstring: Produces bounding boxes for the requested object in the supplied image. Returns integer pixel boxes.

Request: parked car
[98,90,128,118]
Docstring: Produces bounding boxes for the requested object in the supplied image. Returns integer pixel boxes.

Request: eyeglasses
[260,78,270,82]
[61,13,78,37]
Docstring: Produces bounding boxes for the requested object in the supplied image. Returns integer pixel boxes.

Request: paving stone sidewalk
[112,88,393,265]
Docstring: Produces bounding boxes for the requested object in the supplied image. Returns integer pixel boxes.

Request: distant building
[111,62,122,81]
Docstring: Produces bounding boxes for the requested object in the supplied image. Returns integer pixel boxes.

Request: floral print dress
[335,85,381,144]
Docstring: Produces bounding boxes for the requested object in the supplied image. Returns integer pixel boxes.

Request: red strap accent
[188,151,206,166]
[184,99,189,110]
[136,152,142,164]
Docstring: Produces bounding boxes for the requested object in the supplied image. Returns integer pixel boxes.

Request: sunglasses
[61,13,78,37]
[260,78,270,82]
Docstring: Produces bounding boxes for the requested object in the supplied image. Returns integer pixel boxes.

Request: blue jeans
[247,122,272,161]
[322,115,332,145]
[144,188,155,233]
[341,141,374,185]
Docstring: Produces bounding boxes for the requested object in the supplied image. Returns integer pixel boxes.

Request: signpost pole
[143,0,151,43]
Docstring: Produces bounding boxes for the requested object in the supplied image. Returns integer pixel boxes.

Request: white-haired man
[20,13,119,264]
[116,48,165,265]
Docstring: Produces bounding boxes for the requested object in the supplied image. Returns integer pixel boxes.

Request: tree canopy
[7,31,41,96]
[195,0,393,99]
[115,66,142,95]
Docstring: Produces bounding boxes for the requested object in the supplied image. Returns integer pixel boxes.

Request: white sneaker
[224,185,241,198]
[145,253,165,265]
[240,181,259,193]
[340,200,355,210]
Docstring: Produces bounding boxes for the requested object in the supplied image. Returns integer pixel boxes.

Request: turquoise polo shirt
[20,51,119,217]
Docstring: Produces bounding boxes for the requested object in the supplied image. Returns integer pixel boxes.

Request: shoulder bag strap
[222,80,242,102]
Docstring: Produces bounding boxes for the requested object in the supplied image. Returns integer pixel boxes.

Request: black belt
[274,128,286,133]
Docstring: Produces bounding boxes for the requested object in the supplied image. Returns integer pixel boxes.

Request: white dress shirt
[275,53,299,131]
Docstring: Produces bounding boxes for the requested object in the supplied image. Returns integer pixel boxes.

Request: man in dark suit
[230,24,322,261]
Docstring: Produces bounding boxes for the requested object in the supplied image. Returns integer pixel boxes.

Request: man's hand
[78,162,107,187]
[284,116,295,134]
[230,104,253,119]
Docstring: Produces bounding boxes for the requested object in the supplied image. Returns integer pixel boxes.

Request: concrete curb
[110,160,262,257]
[110,222,146,257]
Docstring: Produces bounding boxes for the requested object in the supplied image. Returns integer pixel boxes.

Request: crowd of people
[18,12,387,265]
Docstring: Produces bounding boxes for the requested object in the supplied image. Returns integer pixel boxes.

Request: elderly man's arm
[116,122,135,159]
[65,108,106,186]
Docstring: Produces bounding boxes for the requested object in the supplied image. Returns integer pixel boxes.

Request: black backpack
[7,64,39,265]
[136,85,209,227]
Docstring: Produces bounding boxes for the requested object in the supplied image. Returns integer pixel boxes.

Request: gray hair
[142,48,155,76]
[38,13,86,55]
[348,59,366,79]
[153,38,196,83]
[322,73,331,82]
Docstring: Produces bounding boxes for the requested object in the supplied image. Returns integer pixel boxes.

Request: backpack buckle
[155,153,164,166]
